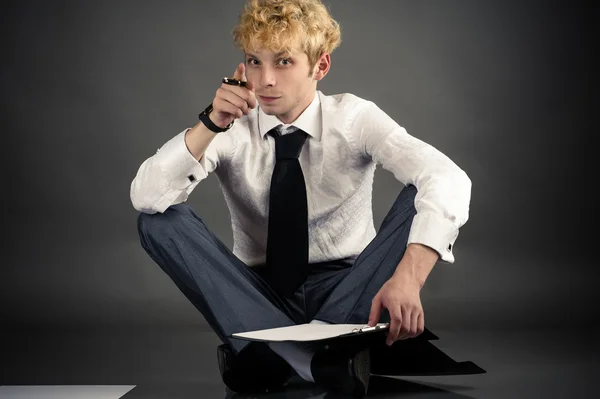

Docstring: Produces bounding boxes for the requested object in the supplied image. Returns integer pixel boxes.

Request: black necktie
[264,126,309,298]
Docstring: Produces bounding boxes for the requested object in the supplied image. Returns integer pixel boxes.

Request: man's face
[244,47,318,124]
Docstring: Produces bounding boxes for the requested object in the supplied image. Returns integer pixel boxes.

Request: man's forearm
[392,243,439,289]
[185,121,219,160]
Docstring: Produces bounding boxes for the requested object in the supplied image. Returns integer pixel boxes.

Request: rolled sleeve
[353,101,472,263]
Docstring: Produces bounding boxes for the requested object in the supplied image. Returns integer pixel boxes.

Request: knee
[396,184,418,212]
[137,203,197,240]
[403,184,418,197]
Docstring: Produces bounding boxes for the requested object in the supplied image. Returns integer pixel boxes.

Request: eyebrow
[245,51,291,60]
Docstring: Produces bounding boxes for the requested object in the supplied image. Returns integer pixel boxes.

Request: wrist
[392,244,439,289]
[392,267,423,289]
[198,103,232,133]
[208,112,229,129]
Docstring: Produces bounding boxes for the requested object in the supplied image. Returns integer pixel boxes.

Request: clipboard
[230,324,488,376]
[230,323,390,343]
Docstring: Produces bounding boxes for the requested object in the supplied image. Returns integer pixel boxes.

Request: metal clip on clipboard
[330,323,390,343]
[351,323,389,334]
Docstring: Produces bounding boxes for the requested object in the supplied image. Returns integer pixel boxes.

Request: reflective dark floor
[1,326,598,398]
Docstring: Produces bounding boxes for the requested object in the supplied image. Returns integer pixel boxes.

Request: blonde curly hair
[232,0,342,70]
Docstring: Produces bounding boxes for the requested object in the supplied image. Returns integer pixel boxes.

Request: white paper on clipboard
[231,323,389,342]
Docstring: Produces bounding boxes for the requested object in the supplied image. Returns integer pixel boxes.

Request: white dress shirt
[130,91,471,266]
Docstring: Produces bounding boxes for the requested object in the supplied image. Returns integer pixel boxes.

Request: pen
[222,77,248,87]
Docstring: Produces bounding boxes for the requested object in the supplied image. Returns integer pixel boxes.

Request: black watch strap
[198,103,233,133]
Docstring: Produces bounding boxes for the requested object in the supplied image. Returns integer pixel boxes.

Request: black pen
[222,77,248,87]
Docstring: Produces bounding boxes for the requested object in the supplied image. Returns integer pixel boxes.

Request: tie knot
[268,126,308,160]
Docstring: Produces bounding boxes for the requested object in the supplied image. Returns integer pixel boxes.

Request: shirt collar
[258,91,322,140]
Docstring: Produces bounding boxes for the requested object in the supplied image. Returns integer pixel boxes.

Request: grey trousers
[137,185,418,354]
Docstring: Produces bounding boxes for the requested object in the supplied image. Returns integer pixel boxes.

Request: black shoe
[310,345,371,397]
[217,343,293,394]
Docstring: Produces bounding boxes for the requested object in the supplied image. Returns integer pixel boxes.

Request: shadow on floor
[223,375,475,398]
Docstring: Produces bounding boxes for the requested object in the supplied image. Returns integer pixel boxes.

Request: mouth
[259,95,280,103]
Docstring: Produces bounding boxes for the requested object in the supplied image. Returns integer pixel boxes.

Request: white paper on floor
[0,385,136,399]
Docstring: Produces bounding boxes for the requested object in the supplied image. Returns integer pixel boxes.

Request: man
[131,0,472,396]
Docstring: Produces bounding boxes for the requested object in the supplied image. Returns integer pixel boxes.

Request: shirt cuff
[407,212,459,263]
[154,129,208,190]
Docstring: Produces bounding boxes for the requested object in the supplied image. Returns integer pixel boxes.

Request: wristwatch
[198,103,233,133]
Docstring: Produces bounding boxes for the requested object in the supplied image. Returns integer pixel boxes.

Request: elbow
[455,169,472,204]
[130,181,160,215]
[131,197,159,215]
[130,193,158,215]
[458,170,472,223]
[461,170,472,192]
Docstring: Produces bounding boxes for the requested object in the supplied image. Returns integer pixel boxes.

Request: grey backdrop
[2,0,595,331]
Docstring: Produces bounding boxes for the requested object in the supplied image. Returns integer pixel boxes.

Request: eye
[247,58,259,66]
[278,58,292,66]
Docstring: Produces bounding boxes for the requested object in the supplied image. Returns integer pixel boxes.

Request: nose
[259,65,276,87]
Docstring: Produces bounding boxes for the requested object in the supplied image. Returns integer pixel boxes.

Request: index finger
[234,62,247,81]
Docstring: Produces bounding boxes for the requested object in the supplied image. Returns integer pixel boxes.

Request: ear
[312,52,331,81]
